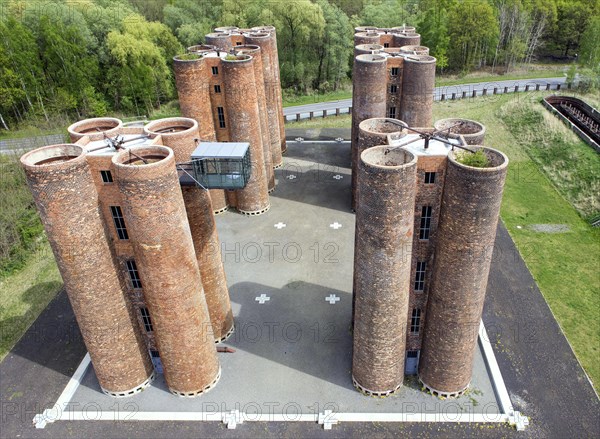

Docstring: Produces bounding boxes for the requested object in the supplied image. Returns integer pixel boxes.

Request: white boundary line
[34,322,526,430]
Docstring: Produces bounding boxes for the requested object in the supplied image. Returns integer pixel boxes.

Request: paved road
[284,76,568,120]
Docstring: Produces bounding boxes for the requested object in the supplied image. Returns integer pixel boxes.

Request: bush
[455,149,490,167]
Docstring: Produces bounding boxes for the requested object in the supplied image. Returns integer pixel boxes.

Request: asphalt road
[283,76,568,120]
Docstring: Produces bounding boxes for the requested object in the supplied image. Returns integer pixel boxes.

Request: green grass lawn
[0,240,62,360]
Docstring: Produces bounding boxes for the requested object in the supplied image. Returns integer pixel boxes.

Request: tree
[579,15,600,71]
[271,0,325,90]
[105,14,181,115]
[550,0,598,57]
[447,0,499,72]
[358,0,417,28]
[418,5,451,72]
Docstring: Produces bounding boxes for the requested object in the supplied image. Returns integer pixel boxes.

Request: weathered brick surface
[144,117,228,213]
[67,117,122,142]
[182,186,234,342]
[354,31,381,46]
[406,153,447,351]
[419,147,508,394]
[386,56,404,121]
[353,146,417,394]
[354,43,384,57]
[353,118,406,211]
[237,45,275,191]
[400,55,436,127]
[222,56,270,214]
[21,144,153,393]
[143,118,234,341]
[250,26,286,155]
[393,32,421,47]
[112,146,220,395]
[399,45,429,55]
[351,55,388,173]
[205,33,233,51]
[173,56,217,142]
[434,118,486,145]
[245,31,285,164]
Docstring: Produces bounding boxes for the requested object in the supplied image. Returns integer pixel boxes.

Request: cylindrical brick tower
[187,44,215,53]
[355,43,383,57]
[393,32,421,47]
[21,144,154,396]
[354,31,381,47]
[400,55,436,128]
[112,145,220,396]
[205,32,233,51]
[222,54,270,215]
[67,117,122,142]
[144,118,234,342]
[351,54,388,196]
[352,145,417,396]
[173,55,217,142]
[245,31,284,166]
[419,146,508,397]
[391,26,416,34]
[434,118,486,145]
[250,26,286,155]
[399,45,430,55]
[236,45,275,192]
[353,118,407,211]
[181,187,234,342]
[144,118,228,214]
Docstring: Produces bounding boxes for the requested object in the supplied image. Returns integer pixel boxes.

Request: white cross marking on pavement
[330,222,342,230]
[333,174,343,180]
[325,294,340,304]
[286,174,297,180]
[274,222,287,229]
[255,294,270,304]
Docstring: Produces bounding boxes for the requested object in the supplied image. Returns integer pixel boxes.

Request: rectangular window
[110,206,128,240]
[100,170,113,183]
[391,67,399,76]
[217,107,226,128]
[387,106,396,118]
[126,259,142,289]
[140,308,153,332]
[384,42,390,48]
[211,66,219,75]
[390,84,398,93]
[414,261,426,291]
[410,309,421,334]
[406,350,419,358]
[424,172,436,184]
[150,350,160,358]
[419,205,432,240]
[236,41,242,46]
[214,84,221,93]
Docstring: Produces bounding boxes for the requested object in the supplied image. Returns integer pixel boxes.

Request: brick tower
[418,146,508,397]
[20,143,155,396]
[352,145,417,396]
[112,145,221,396]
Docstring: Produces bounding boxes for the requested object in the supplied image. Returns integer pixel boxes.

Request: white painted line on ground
[479,321,529,431]
[33,353,91,428]
[274,222,286,229]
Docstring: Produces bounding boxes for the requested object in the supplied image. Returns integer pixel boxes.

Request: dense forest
[0,0,598,130]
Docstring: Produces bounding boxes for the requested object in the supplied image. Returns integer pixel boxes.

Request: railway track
[543,95,600,149]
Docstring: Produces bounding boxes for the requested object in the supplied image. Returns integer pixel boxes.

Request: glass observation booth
[189,142,251,189]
